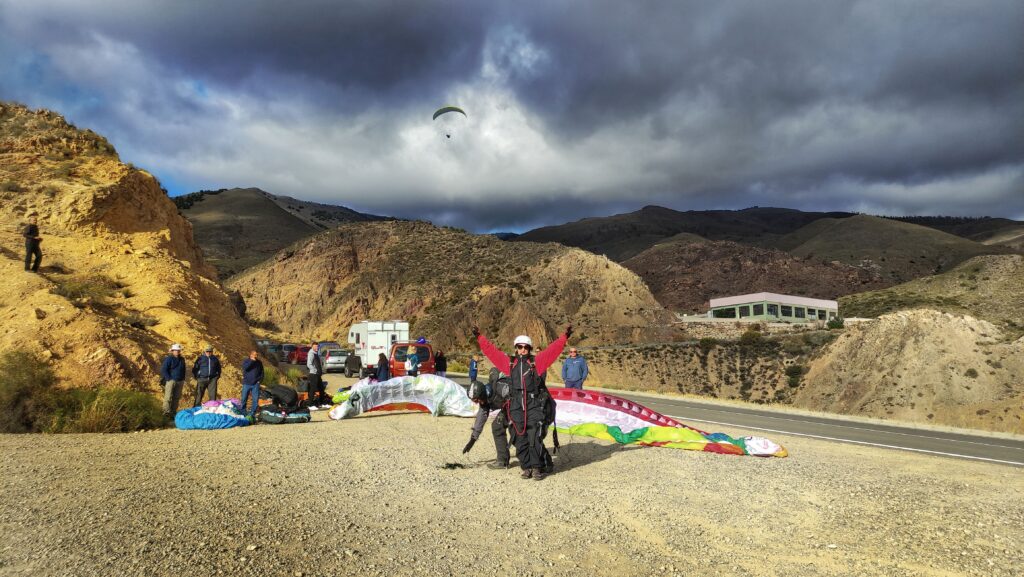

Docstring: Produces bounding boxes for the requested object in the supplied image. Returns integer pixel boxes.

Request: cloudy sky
[2,0,1022,230]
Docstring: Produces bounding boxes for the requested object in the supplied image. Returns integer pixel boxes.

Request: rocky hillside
[0,103,253,391]
[265,192,387,229]
[840,255,1024,337]
[772,215,1014,284]
[178,188,321,277]
[797,310,1023,433]
[622,234,887,313]
[228,221,673,351]
[517,206,855,261]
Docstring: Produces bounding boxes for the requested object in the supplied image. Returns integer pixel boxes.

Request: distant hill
[622,234,888,313]
[886,215,1024,249]
[772,215,1016,284]
[264,193,388,229]
[228,221,673,351]
[516,206,856,261]
[178,188,322,278]
[840,254,1024,338]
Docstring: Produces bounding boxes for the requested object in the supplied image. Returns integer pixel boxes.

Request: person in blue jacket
[240,350,264,419]
[468,354,479,383]
[160,343,187,418]
[561,347,589,390]
[191,345,222,407]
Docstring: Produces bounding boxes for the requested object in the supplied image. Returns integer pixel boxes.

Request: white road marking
[667,414,1024,467]
[630,395,1023,449]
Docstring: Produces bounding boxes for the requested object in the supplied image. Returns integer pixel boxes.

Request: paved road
[299,365,1024,467]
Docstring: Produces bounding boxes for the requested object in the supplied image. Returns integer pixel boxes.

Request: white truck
[347,320,410,378]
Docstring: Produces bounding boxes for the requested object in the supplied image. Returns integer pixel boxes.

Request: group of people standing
[160,344,264,419]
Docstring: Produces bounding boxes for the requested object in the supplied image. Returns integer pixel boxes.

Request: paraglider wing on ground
[550,388,787,457]
[328,375,477,420]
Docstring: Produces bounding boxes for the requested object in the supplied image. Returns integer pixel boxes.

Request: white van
[347,320,410,377]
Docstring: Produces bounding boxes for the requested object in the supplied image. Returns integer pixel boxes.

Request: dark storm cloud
[1,0,1022,228]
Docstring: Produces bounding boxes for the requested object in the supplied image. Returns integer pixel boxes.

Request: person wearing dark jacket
[306,342,327,408]
[160,343,187,417]
[191,345,222,407]
[474,324,571,480]
[462,368,513,469]
[375,353,390,381]
[23,214,42,272]
[240,351,264,418]
[468,355,479,382]
[435,351,448,378]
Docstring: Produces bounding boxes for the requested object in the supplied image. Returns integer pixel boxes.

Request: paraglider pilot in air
[472,325,571,480]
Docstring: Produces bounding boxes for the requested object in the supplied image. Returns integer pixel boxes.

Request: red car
[288,345,311,365]
[389,342,435,377]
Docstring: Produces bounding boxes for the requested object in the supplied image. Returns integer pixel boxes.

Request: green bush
[785,364,805,388]
[0,351,55,433]
[964,368,978,379]
[698,337,717,353]
[0,351,163,433]
[263,365,281,386]
[738,330,764,346]
[283,367,303,386]
[118,312,158,329]
[826,317,845,330]
[64,389,163,433]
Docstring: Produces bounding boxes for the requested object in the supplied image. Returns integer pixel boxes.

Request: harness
[506,355,537,437]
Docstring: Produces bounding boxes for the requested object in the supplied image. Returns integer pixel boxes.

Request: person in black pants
[306,341,327,408]
[23,214,42,272]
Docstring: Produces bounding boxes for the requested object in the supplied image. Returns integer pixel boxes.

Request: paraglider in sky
[432,105,466,139]
[549,388,788,457]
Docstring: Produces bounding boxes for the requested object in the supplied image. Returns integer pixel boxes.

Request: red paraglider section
[547,387,709,435]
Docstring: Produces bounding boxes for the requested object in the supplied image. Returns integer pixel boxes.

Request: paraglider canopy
[432,105,466,120]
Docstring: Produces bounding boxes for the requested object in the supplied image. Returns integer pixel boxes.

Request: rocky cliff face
[798,310,1023,433]
[0,103,253,392]
[229,221,673,351]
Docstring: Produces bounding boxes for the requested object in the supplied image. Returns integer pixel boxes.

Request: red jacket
[476,332,569,376]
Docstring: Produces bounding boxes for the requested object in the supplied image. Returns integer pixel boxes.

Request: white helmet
[170,343,182,351]
[513,335,533,348]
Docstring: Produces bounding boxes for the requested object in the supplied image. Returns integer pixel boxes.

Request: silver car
[321,347,349,373]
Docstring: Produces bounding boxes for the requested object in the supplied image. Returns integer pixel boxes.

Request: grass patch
[0,351,163,433]
[698,337,717,353]
[118,312,158,329]
[52,274,120,306]
[785,364,806,388]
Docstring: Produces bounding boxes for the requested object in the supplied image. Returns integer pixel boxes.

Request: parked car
[317,341,342,352]
[321,348,348,373]
[388,342,435,378]
[287,345,311,365]
[262,343,283,364]
[281,344,298,359]
[344,354,362,378]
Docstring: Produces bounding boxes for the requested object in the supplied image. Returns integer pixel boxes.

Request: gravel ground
[0,409,1021,577]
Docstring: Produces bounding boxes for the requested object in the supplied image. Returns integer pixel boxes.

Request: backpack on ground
[266,384,300,411]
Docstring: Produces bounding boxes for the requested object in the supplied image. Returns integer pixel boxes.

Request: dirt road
[1,406,1020,577]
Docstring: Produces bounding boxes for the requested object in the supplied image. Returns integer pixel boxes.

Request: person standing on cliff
[561,347,589,390]
[23,214,42,272]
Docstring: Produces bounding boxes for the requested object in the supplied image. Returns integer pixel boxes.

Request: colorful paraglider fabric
[331,389,353,405]
[550,388,787,457]
[175,400,250,430]
[328,374,477,420]
[431,106,466,120]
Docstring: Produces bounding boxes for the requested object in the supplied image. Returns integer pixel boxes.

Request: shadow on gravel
[552,439,638,473]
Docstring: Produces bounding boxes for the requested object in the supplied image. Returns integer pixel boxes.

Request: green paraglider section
[432,105,467,120]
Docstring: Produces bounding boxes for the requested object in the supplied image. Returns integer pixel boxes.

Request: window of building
[807,308,816,317]
[818,310,827,320]
[829,312,837,319]
[781,305,793,317]
[795,307,806,319]
[713,307,737,318]
[355,333,360,344]
[739,305,750,317]
[767,304,779,316]
[753,303,764,315]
